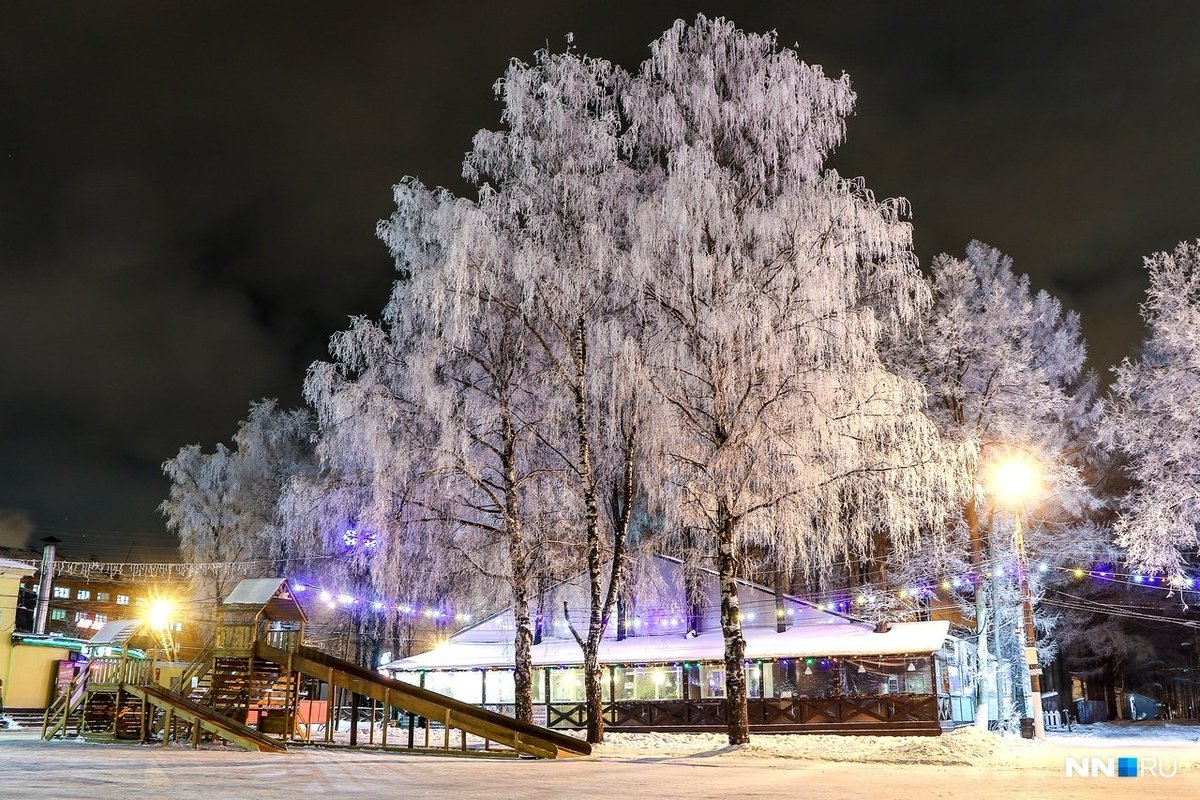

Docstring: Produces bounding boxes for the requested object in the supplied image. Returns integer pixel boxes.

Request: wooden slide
[122,682,287,753]
[255,641,591,759]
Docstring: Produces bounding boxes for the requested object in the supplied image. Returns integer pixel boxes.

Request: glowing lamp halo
[989,456,1041,506]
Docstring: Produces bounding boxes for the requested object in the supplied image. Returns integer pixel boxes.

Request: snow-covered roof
[0,557,37,577]
[221,577,307,622]
[386,620,951,671]
[88,619,143,646]
[223,578,291,606]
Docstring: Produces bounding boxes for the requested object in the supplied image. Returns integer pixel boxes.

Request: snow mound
[0,716,23,730]
[591,727,1009,766]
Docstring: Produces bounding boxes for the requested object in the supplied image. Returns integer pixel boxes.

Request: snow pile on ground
[1050,720,1200,743]
[0,715,22,729]
[590,726,1009,765]
[590,722,1200,768]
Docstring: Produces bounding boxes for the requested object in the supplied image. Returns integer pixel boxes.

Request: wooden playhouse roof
[221,577,307,623]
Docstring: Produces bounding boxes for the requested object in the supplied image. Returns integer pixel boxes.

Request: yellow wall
[1,563,74,709]
[3,644,71,708]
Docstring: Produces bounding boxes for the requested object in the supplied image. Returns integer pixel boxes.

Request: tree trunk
[773,567,786,634]
[568,317,636,744]
[512,579,534,723]
[502,399,535,724]
[718,504,750,744]
[967,497,992,729]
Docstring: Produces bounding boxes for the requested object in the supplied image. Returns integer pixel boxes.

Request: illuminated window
[96,592,110,602]
[95,613,108,624]
[174,622,183,632]
[134,597,146,606]
[51,609,67,621]
[116,594,129,605]
[53,587,70,599]
[74,611,87,621]
[76,589,90,600]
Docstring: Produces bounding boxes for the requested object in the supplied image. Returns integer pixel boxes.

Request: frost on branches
[464,50,644,743]
[160,400,315,622]
[624,17,967,744]
[888,242,1107,726]
[1105,240,1200,576]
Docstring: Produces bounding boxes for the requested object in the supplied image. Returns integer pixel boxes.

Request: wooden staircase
[41,577,592,760]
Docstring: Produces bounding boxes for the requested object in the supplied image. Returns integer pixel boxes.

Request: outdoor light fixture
[991,452,1047,741]
[906,660,916,672]
[990,457,1039,504]
[804,664,813,675]
[858,663,866,674]
[147,597,175,630]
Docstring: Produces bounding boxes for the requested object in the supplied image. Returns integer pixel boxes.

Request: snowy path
[2,725,1197,799]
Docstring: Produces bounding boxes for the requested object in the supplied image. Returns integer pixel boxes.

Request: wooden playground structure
[42,578,590,759]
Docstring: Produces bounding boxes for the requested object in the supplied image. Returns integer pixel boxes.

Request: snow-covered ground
[1,723,1196,799]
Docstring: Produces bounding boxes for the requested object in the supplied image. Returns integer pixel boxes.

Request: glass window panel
[745,665,763,698]
[844,658,900,696]
[794,658,839,698]
[683,663,702,700]
[614,667,634,700]
[771,660,797,698]
[424,671,482,704]
[549,668,585,702]
[96,592,110,602]
[630,666,682,700]
[701,664,726,698]
[532,668,545,703]
[903,658,931,694]
[485,670,515,704]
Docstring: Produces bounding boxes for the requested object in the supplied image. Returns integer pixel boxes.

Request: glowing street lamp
[990,456,1045,741]
[145,596,179,661]
[147,597,175,630]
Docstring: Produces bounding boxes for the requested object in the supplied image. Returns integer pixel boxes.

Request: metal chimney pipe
[33,536,61,635]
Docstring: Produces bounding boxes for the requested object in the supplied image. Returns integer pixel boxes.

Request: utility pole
[1013,511,1045,740]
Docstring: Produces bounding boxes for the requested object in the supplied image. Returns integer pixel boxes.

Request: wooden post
[368,697,376,745]
[350,692,359,747]
[381,689,389,748]
[407,711,415,749]
[163,709,173,747]
[192,717,201,749]
[443,710,451,750]
[325,668,335,743]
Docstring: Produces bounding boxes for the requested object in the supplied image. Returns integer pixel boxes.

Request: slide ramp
[255,641,591,759]
[123,682,286,753]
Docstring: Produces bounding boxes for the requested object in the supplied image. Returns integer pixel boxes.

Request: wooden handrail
[255,641,591,758]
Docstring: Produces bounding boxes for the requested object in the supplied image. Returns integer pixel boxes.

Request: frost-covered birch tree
[462,47,644,742]
[1105,240,1200,576]
[376,181,567,722]
[888,241,1106,726]
[624,16,966,744]
[161,400,315,620]
[292,315,454,666]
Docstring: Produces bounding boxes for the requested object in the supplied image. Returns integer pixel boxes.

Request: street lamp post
[992,458,1045,741]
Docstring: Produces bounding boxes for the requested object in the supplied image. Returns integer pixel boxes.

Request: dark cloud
[3,1,1199,556]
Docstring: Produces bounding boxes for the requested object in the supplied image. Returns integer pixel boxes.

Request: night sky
[4,2,1200,559]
